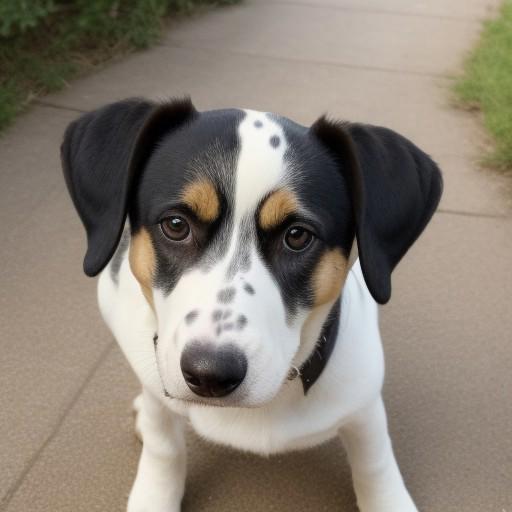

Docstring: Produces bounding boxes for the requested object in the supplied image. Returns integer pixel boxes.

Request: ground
[0,1,511,511]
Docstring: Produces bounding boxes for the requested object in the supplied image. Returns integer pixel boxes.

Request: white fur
[234,110,287,221]
[97,110,418,511]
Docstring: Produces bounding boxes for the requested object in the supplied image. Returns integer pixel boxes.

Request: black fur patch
[243,283,255,295]
[270,135,280,148]
[185,310,199,324]
[254,114,354,316]
[310,116,443,303]
[236,315,247,330]
[218,287,236,304]
[130,108,245,296]
[61,97,198,277]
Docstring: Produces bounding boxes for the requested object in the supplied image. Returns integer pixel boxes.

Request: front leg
[340,397,418,512]
[128,388,187,512]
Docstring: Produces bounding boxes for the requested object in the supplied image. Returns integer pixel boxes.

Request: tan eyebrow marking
[259,188,299,230]
[181,179,220,222]
[312,249,349,307]
[129,227,156,308]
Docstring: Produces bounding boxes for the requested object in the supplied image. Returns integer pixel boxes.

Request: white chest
[178,383,345,455]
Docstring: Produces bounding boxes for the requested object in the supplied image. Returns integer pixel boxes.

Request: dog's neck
[299,298,341,393]
[291,298,341,394]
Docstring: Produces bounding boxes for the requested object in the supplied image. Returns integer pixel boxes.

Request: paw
[127,477,181,512]
[352,464,418,512]
[356,490,418,512]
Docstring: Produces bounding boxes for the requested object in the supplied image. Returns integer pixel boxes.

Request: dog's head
[62,98,442,407]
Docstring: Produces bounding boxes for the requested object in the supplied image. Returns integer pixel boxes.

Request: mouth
[171,396,226,408]
[162,366,300,410]
[152,332,305,409]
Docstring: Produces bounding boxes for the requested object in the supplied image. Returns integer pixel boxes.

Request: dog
[61,97,442,512]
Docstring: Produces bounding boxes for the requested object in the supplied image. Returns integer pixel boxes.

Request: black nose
[180,343,247,398]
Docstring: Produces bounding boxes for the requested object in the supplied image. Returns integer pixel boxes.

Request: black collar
[297,298,341,394]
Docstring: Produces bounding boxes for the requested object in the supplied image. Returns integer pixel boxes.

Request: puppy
[61,97,442,512]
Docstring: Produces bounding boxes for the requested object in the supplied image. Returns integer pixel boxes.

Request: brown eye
[160,215,190,241]
[284,225,314,252]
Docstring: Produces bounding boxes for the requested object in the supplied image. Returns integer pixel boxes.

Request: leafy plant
[0,0,241,131]
[455,0,512,173]
[0,0,56,37]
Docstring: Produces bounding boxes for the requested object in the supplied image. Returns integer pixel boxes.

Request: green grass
[0,0,239,132]
[454,0,512,174]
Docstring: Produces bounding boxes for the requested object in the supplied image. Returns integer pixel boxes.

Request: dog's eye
[160,215,191,242]
[284,225,314,252]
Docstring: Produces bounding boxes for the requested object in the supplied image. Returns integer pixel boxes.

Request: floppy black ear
[311,117,443,304]
[61,97,197,277]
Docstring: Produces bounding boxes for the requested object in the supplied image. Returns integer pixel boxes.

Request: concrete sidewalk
[1,1,511,511]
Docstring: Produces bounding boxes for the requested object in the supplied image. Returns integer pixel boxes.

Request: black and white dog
[61,98,442,512]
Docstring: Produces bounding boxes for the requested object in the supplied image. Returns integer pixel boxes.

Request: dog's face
[62,98,442,407]
[129,109,353,406]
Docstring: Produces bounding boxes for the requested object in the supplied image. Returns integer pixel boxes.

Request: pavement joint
[159,42,448,78]
[257,1,486,24]
[437,208,510,220]
[0,341,116,512]
[33,100,87,114]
